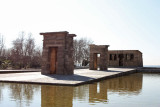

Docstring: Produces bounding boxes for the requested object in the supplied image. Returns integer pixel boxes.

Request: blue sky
[0,0,159,65]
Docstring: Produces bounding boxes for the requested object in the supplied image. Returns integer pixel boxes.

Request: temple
[40,31,143,75]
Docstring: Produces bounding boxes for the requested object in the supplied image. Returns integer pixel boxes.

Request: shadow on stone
[44,74,94,81]
[107,70,123,72]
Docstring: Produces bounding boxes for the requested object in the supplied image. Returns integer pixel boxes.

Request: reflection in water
[0,73,143,107]
[104,73,143,93]
[41,86,73,107]
[89,83,108,103]
[0,83,40,107]
[0,83,5,101]
[73,85,89,100]
[89,73,143,103]
[9,84,40,106]
[41,73,143,106]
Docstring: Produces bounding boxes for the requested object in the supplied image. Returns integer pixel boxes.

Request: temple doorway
[93,53,101,70]
[93,53,98,70]
[50,47,57,74]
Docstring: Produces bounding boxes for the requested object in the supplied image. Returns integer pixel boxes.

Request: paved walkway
[0,68,136,86]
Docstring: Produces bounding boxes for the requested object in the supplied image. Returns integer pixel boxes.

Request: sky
[0,0,160,65]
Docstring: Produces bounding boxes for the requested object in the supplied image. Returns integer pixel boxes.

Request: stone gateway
[89,44,109,70]
[40,31,76,75]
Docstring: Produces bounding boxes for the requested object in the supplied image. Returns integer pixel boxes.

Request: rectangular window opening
[114,54,117,60]
[125,54,127,60]
[110,54,112,60]
[130,54,134,60]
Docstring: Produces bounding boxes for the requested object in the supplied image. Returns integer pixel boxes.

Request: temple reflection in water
[41,73,143,106]
[0,73,143,107]
[89,73,142,103]
[41,86,73,107]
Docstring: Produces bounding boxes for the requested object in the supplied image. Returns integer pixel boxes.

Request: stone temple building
[89,44,143,70]
[40,31,76,75]
[40,31,143,74]
[108,50,143,67]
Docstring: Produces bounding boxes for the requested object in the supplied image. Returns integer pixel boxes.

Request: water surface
[0,73,160,107]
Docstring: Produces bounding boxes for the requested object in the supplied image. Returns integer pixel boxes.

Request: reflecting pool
[0,73,160,107]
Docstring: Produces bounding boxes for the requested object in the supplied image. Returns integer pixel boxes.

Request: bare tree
[0,34,5,57]
[0,31,42,69]
[73,38,93,66]
[31,46,42,68]
[0,34,6,69]
[10,32,25,68]
[23,33,35,68]
[9,31,42,69]
[24,33,35,57]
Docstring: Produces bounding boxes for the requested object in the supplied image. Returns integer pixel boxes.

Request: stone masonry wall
[108,50,143,67]
[89,45,109,70]
[40,31,76,75]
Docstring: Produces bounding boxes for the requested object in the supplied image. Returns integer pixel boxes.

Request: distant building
[108,50,143,67]
[89,44,143,70]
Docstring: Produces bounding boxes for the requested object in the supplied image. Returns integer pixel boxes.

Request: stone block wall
[108,50,143,67]
[89,44,109,70]
[40,31,76,75]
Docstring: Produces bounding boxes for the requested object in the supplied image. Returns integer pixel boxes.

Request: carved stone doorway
[93,53,98,70]
[49,47,57,74]
[93,53,101,70]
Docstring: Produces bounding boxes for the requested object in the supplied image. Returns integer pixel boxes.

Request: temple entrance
[93,53,100,70]
[89,45,109,71]
[93,53,98,70]
[50,47,57,74]
[119,54,124,66]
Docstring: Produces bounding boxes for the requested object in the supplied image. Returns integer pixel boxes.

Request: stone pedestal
[40,31,76,75]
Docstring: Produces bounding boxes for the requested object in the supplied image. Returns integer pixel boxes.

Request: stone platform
[0,68,137,86]
[0,69,40,73]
